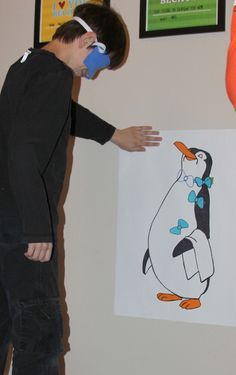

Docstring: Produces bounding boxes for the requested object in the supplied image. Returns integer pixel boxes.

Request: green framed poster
[139,0,225,38]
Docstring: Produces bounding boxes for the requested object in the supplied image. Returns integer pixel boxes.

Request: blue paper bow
[188,190,204,208]
[170,219,189,235]
[194,176,213,189]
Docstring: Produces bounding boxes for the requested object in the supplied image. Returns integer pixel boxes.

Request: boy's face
[73,51,91,77]
[82,46,110,79]
[72,33,96,77]
[71,33,110,79]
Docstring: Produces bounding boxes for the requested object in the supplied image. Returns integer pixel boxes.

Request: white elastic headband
[73,16,106,53]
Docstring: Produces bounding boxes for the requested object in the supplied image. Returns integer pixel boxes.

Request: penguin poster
[115,129,236,327]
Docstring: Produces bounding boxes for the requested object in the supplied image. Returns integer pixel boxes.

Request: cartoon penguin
[143,141,214,310]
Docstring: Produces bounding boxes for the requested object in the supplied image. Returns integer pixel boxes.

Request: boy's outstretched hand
[111,126,162,152]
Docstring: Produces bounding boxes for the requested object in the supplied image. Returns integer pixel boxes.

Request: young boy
[0,3,162,374]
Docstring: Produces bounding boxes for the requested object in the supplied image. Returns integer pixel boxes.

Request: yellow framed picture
[34,0,110,47]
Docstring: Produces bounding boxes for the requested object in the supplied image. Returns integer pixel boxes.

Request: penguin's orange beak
[174,141,197,161]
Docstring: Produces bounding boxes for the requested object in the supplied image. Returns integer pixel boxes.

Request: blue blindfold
[83,47,110,79]
[73,16,110,79]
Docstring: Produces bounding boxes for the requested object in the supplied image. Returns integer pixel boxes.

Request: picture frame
[34,0,110,48]
[139,0,225,39]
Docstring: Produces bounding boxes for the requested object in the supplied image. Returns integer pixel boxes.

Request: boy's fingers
[25,243,35,257]
[142,136,162,142]
[24,243,53,262]
[137,126,153,131]
[143,142,161,147]
[41,248,53,262]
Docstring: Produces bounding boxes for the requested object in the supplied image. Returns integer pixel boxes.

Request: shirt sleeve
[7,69,72,243]
[70,100,116,144]
[226,5,236,109]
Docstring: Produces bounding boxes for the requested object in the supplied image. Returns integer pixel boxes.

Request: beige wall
[1,1,236,374]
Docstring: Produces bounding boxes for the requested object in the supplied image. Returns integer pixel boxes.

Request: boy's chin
[74,67,88,78]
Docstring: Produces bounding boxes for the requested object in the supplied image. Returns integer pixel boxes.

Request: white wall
[1,1,236,374]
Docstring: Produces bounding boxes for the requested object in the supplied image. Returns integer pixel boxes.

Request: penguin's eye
[196,152,207,160]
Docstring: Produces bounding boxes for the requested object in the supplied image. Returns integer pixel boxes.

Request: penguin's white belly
[148,182,207,298]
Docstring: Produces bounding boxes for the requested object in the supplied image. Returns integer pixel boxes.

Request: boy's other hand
[111,126,162,152]
[24,243,53,262]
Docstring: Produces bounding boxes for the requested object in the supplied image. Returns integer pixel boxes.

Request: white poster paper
[115,129,236,326]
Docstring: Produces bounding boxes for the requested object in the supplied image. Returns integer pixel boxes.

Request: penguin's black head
[189,148,212,179]
[174,141,213,179]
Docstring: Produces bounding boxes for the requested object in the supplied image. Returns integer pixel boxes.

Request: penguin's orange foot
[157,293,182,302]
[179,299,201,310]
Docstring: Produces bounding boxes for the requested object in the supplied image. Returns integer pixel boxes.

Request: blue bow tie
[188,190,204,208]
[194,177,213,188]
[170,219,189,235]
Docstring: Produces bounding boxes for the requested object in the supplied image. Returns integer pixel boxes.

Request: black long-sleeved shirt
[0,48,115,244]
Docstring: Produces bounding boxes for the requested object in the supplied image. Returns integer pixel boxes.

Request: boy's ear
[78,32,97,48]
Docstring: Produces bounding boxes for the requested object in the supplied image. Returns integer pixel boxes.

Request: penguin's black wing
[172,238,193,257]
[173,186,210,258]
[195,186,210,238]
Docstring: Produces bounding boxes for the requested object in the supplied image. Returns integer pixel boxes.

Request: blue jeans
[0,242,63,374]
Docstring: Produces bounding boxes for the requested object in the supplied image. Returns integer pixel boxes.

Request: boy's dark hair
[53,3,128,69]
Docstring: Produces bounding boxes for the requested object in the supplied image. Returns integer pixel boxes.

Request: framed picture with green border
[139,0,225,38]
[34,0,110,48]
